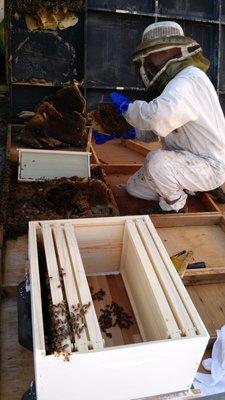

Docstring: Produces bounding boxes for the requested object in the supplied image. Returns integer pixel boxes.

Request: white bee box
[29,216,209,400]
[18,148,91,181]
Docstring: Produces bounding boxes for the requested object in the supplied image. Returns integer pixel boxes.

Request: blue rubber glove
[122,129,136,139]
[93,131,117,144]
[93,129,136,144]
[110,92,132,115]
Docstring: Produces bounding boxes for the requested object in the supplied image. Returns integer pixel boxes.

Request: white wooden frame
[29,216,209,400]
[18,148,91,181]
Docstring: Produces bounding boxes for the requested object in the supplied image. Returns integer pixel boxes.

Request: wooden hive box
[29,216,209,400]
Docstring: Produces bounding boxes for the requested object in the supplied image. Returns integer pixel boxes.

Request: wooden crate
[29,216,208,400]
[153,214,225,344]
[7,124,95,163]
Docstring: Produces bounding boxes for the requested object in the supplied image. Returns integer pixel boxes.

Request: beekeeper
[110,21,225,213]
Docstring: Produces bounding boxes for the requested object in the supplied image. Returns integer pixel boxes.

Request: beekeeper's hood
[133,21,210,91]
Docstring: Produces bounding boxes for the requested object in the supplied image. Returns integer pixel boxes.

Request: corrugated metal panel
[87,1,155,13]
[158,0,218,19]
[86,12,153,88]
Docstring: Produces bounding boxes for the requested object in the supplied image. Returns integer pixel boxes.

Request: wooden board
[154,214,225,344]
[87,274,142,347]
[121,221,182,341]
[0,296,34,400]
[157,225,225,268]
[2,235,29,295]
[183,267,225,286]
[121,138,162,156]
[92,138,145,165]
[213,182,225,213]
[18,148,91,181]
[187,283,225,344]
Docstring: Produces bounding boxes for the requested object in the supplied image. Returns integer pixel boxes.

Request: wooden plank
[12,81,55,87]
[18,148,91,181]
[41,223,73,353]
[121,138,161,156]
[53,225,89,352]
[87,275,114,348]
[101,163,142,174]
[187,283,225,344]
[29,222,46,354]
[152,213,222,228]
[136,219,196,337]
[90,141,100,164]
[0,296,34,400]
[86,127,92,153]
[3,235,29,292]
[183,267,225,286]
[157,225,225,269]
[98,275,124,346]
[37,215,139,228]
[91,137,145,165]
[121,221,181,340]
[145,217,209,338]
[107,274,143,345]
[201,193,222,213]
[63,224,104,350]
[75,223,123,274]
[120,224,148,341]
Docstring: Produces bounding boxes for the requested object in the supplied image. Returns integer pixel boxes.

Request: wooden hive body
[29,215,209,400]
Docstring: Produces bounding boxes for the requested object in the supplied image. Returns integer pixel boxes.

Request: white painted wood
[121,221,181,340]
[35,336,208,400]
[145,217,209,336]
[29,216,209,400]
[135,219,196,337]
[53,225,89,352]
[42,224,73,353]
[63,224,104,350]
[74,224,124,274]
[18,148,91,181]
[29,222,46,355]
[35,215,140,227]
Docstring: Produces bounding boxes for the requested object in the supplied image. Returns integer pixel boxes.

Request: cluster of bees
[98,301,134,338]
[69,302,90,341]
[49,301,71,360]
[49,300,91,360]
[91,288,134,338]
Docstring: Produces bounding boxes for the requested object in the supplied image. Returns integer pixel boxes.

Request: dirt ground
[1,164,119,239]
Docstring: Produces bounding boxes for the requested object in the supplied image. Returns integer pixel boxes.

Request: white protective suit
[124,66,225,211]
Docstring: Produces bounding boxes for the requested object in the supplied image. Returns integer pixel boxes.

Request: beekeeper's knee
[145,150,166,180]
[126,175,139,197]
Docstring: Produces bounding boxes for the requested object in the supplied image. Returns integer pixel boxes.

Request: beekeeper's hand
[110,92,132,115]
